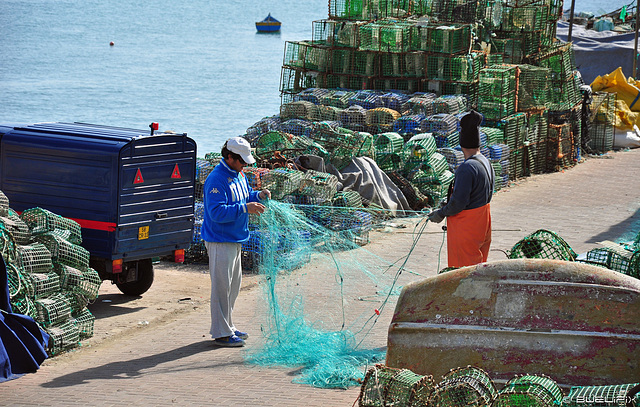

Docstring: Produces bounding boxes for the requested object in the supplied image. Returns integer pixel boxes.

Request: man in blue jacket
[202,137,270,347]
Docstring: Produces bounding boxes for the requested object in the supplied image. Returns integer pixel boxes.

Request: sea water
[0,0,632,155]
[0,0,326,154]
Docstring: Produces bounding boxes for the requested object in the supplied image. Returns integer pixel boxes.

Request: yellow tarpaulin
[591,67,640,129]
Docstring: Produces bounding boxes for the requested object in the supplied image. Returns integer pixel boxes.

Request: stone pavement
[3,149,640,406]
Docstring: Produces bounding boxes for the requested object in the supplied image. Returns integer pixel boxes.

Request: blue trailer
[0,122,196,295]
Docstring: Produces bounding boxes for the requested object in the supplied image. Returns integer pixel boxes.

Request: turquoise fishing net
[243,200,422,389]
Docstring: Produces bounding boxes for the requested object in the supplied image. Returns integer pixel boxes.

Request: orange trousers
[446,204,491,268]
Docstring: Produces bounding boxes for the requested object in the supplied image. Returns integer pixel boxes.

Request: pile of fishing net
[241,200,427,388]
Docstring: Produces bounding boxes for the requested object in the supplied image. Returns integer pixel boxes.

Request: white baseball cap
[225,137,256,165]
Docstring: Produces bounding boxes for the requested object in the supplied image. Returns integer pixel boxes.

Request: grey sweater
[440,153,494,218]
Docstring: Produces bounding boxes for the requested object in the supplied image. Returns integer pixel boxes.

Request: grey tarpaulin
[556,20,640,84]
[296,155,411,216]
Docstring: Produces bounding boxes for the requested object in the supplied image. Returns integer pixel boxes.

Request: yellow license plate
[138,226,149,240]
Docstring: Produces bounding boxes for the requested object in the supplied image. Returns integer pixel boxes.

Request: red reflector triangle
[134,168,144,184]
[171,164,181,179]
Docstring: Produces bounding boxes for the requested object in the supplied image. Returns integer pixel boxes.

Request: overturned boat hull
[387,259,640,386]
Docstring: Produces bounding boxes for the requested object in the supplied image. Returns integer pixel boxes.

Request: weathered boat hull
[386,259,640,386]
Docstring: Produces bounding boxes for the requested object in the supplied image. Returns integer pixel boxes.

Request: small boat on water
[256,13,281,33]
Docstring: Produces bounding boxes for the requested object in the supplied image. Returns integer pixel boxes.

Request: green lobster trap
[0,208,31,245]
[492,374,563,407]
[413,168,454,206]
[563,383,640,406]
[11,295,37,320]
[283,41,331,73]
[16,242,52,274]
[372,78,421,94]
[62,291,90,314]
[403,133,438,164]
[329,0,415,20]
[312,19,362,48]
[546,123,574,172]
[20,207,82,245]
[280,67,320,97]
[431,366,498,407]
[45,320,80,355]
[29,272,61,299]
[261,168,305,200]
[55,263,102,300]
[35,292,72,327]
[320,89,358,109]
[331,190,363,208]
[374,132,405,154]
[359,20,413,53]
[298,170,340,201]
[0,190,8,217]
[584,243,640,279]
[426,52,486,83]
[290,134,330,160]
[72,307,95,339]
[483,127,506,145]
[5,261,32,299]
[358,364,436,407]
[508,229,577,261]
[408,93,437,116]
[280,100,321,122]
[410,23,473,54]
[380,52,426,78]
[254,131,294,160]
[478,65,519,121]
[486,112,528,180]
[588,92,616,154]
[517,65,551,111]
[375,152,404,171]
[35,232,90,271]
[529,43,580,108]
[500,5,550,33]
[524,111,549,176]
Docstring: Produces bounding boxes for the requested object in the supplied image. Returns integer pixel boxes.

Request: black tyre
[116,259,154,296]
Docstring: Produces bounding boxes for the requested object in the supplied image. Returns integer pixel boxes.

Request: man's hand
[428,209,445,223]
[247,202,266,214]
[259,189,271,200]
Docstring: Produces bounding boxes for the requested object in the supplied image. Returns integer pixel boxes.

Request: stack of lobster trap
[0,191,100,355]
[275,0,616,180]
[186,0,619,267]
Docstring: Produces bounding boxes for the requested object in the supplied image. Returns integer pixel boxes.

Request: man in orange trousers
[428,110,494,268]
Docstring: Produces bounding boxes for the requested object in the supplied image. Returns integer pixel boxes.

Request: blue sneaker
[234,330,249,340]
[213,335,245,347]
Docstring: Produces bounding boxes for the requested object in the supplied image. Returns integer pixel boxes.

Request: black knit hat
[459,110,483,149]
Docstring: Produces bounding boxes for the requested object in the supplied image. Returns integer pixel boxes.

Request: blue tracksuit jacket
[201,159,262,243]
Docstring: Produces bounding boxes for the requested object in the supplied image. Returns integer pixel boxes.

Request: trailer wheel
[116,259,154,296]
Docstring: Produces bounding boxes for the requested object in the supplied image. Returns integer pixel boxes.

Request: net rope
[243,200,429,388]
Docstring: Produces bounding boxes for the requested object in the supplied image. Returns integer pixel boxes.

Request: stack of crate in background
[187,0,620,266]
[275,0,614,176]
[0,191,100,355]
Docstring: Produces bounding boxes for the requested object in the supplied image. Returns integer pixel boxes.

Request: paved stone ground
[3,149,640,406]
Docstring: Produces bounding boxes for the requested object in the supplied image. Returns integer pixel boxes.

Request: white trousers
[205,241,242,339]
